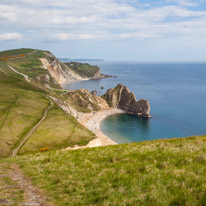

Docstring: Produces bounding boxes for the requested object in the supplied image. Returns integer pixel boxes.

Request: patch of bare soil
[0,162,52,206]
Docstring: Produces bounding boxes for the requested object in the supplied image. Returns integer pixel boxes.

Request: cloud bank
[0,0,206,60]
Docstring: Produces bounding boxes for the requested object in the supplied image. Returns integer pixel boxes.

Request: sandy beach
[63,109,124,150]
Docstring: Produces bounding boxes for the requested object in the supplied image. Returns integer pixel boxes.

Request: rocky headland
[39,52,111,87]
[102,84,151,118]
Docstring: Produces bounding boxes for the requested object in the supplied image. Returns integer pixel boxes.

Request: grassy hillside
[0,48,35,56]
[0,49,96,158]
[0,81,49,158]
[3,135,205,206]
[0,48,61,88]
[65,62,100,78]
[0,162,24,205]
[19,105,95,155]
[3,49,47,78]
[0,48,47,77]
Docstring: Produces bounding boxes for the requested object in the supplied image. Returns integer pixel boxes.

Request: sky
[0,0,206,61]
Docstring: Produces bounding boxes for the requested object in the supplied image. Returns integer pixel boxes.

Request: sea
[63,60,206,144]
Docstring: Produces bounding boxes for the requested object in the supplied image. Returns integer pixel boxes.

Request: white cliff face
[39,52,87,86]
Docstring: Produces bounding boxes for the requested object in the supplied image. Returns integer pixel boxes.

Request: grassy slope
[0,162,24,205]
[0,49,96,157]
[5,135,206,206]
[19,105,95,155]
[0,48,61,88]
[66,62,100,78]
[3,49,47,78]
[0,48,35,56]
[0,66,50,158]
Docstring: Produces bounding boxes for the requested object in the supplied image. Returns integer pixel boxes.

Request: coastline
[61,78,89,88]
[61,75,113,88]
[63,109,124,150]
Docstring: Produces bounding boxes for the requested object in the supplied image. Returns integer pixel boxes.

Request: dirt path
[10,163,50,206]
[7,65,30,82]
[11,97,53,157]
[27,50,37,56]
[0,67,7,74]
[0,162,51,206]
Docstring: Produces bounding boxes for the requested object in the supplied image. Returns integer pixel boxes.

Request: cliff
[0,48,110,89]
[65,89,109,113]
[102,84,151,118]
[0,48,151,117]
[65,62,111,79]
[40,52,85,85]
[40,53,110,86]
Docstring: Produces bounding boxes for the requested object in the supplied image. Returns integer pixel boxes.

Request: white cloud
[166,0,198,7]
[0,0,206,43]
[0,33,23,40]
[52,33,96,41]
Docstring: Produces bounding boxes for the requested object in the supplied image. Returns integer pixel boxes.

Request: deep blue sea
[64,61,206,143]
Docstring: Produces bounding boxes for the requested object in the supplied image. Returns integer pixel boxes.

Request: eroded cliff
[40,52,85,86]
[39,52,110,86]
[102,84,151,118]
[65,89,110,113]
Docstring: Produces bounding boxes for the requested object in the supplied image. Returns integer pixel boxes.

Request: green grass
[5,135,206,206]
[0,48,61,89]
[1,49,206,205]
[66,62,100,78]
[0,83,50,158]
[0,162,24,205]
[0,48,35,57]
[0,61,47,93]
[0,80,96,158]
[5,50,47,78]
[19,105,96,155]
[0,51,96,157]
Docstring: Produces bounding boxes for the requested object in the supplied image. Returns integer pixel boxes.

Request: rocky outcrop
[31,73,62,89]
[102,84,151,118]
[49,96,79,119]
[66,89,110,113]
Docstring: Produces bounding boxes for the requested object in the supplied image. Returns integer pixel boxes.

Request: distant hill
[0,48,106,89]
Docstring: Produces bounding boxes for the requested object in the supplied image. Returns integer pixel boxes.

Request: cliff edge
[40,52,110,86]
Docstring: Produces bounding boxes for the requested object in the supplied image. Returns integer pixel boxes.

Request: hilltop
[0,48,108,89]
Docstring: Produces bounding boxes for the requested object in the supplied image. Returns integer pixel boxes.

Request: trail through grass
[8,135,206,206]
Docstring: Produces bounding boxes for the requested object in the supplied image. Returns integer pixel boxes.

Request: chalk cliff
[39,52,85,86]
[65,62,110,79]
[39,52,110,86]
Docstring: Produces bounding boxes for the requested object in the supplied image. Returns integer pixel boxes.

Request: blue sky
[0,0,206,61]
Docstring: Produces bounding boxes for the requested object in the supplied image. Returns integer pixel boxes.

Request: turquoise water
[64,61,206,143]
